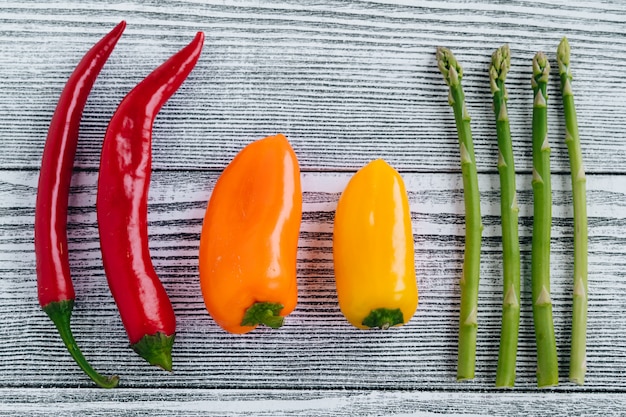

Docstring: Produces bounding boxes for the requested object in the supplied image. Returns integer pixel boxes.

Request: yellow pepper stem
[362,308,404,329]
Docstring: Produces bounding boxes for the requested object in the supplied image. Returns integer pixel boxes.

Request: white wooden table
[1,1,625,415]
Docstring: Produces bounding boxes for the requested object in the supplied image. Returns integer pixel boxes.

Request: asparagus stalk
[436,47,483,381]
[490,45,521,388]
[530,51,559,388]
[557,37,588,385]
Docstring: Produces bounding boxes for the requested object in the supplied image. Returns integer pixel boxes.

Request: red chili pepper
[34,21,125,388]
[96,32,204,371]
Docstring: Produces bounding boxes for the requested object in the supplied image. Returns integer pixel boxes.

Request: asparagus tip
[532,52,550,84]
[436,46,463,87]
[490,44,511,90]
[557,37,571,72]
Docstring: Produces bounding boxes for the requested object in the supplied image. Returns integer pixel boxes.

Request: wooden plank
[1,388,626,416]
[1,169,624,390]
[2,2,626,410]
[1,0,625,172]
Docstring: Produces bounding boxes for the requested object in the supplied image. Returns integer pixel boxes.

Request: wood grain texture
[1,169,624,391]
[1,388,626,416]
[2,1,626,414]
[1,0,625,172]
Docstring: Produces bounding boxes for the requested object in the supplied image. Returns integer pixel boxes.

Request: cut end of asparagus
[570,357,587,385]
[436,46,463,87]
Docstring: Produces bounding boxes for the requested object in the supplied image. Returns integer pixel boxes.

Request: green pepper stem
[241,302,285,329]
[361,308,404,329]
[131,332,175,372]
[42,300,119,388]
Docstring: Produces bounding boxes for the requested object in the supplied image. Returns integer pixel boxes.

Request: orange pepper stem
[131,332,174,372]
[42,300,119,388]
[241,302,285,329]
[362,308,404,330]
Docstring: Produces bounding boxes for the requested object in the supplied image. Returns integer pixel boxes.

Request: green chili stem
[43,300,119,388]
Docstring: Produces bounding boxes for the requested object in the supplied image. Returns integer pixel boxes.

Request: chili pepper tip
[112,20,126,34]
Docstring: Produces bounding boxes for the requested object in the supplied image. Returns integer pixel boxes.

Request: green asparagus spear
[490,45,521,388]
[557,37,588,385]
[436,47,483,381]
[530,51,559,388]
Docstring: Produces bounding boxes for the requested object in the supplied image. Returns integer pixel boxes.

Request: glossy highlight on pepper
[333,159,418,330]
[34,20,125,389]
[198,134,302,334]
[97,32,204,370]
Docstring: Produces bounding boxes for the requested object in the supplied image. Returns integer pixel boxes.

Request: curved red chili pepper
[96,32,204,371]
[34,21,125,388]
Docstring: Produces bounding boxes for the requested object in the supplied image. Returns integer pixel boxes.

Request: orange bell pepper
[198,134,302,334]
[333,159,418,329]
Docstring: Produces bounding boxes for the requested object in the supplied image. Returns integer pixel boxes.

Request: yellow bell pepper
[333,159,418,329]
